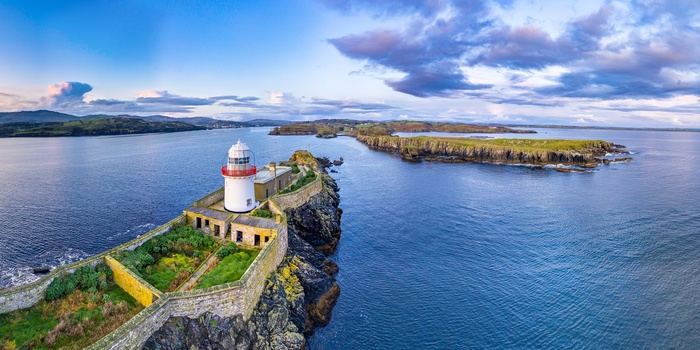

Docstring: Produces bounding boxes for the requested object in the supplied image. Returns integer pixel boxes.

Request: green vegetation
[114,225,219,292]
[269,119,536,137]
[0,267,141,349]
[216,243,240,260]
[279,169,316,194]
[291,164,300,174]
[412,136,612,152]
[6,117,204,137]
[250,209,273,219]
[195,248,259,289]
[45,264,113,301]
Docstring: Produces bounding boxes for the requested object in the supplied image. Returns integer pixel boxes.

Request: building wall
[255,168,294,201]
[228,222,278,249]
[185,211,229,240]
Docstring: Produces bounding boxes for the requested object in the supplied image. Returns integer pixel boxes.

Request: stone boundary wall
[272,175,323,210]
[0,215,185,314]
[87,220,288,350]
[105,256,162,307]
[194,187,225,208]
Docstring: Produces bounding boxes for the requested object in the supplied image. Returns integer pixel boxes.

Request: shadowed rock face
[143,166,342,350]
[357,135,629,167]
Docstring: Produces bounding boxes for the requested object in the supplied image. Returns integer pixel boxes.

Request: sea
[0,127,698,349]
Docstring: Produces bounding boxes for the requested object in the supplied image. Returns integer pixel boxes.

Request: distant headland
[0,110,290,137]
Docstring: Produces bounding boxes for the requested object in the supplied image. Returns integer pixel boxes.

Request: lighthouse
[222,140,257,213]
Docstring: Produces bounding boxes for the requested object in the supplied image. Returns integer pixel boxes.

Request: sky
[0,0,699,127]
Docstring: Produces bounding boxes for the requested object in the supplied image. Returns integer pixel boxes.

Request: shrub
[251,209,273,218]
[45,277,69,301]
[291,164,300,174]
[217,243,239,260]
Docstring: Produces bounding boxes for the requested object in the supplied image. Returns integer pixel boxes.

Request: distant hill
[0,110,79,124]
[2,117,205,137]
[243,119,293,127]
[0,110,291,128]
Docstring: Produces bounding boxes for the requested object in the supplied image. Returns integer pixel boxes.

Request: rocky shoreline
[142,161,342,350]
[356,134,630,168]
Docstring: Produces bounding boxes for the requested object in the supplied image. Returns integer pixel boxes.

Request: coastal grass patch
[411,136,612,152]
[279,169,316,194]
[195,246,259,289]
[114,225,219,292]
[0,269,142,349]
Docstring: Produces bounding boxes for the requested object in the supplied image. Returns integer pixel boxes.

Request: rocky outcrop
[285,173,342,254]
[142,165,341,350]
[357,135,630,167]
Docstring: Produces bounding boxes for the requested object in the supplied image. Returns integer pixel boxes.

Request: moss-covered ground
[0,282,142,350]
[195,249,259,289]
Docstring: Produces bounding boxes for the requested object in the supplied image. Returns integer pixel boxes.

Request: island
[273,119,632,169]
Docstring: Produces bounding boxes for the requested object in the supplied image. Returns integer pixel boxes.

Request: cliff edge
[142,158,342,350]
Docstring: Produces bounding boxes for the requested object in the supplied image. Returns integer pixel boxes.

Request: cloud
[40,81,93,108]
[326,0,700,103]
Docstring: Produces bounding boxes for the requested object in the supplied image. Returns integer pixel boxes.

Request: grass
[141,254,196,292]
[279,169,316,194]
[411,136,611,152]
[250,209,273,219]
[0,283,142,349]
[114,225,220,293]
[195,249,259,289]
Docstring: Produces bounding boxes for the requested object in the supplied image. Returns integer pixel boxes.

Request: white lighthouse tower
[222,140,257,213]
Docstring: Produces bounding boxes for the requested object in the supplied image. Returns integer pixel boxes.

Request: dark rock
[143,162,342,349]
[285,172,342,254]
[32,267,50,274]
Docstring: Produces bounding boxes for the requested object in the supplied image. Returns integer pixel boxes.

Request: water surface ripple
[0,128,698,349]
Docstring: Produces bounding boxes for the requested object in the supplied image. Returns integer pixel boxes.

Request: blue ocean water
[0,127,698,348]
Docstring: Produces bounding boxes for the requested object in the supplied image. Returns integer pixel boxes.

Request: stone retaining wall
[105,256,162,307]
[193,187,225,208]
[0,215,185,314]
[87,220,287,349]
[272,175,323,210]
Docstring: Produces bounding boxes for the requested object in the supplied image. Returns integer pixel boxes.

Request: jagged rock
[284,172,342,254]
[143,163,342,349]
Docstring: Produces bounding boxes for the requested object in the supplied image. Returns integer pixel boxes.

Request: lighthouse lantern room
[222,140,258,213]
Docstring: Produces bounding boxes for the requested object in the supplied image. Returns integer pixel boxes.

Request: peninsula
[0,145,341,349]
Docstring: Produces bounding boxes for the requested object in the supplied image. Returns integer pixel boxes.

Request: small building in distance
[254,162,293,202]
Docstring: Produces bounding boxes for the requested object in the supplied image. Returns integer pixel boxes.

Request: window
[214,224,220,236]
[254,234,261,246]
[236,231,243,242]
[246,198,252,206]
[205,219,210,227]
[264,236,269,243]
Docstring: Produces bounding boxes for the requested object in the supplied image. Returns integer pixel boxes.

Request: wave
[0,248,91,289]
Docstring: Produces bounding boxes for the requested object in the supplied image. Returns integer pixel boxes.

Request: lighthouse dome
[228,139,250,158]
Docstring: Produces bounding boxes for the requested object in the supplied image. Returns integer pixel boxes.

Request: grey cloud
[327,0,700,102]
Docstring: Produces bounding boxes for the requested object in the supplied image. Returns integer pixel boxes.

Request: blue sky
[1,0,699,127]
